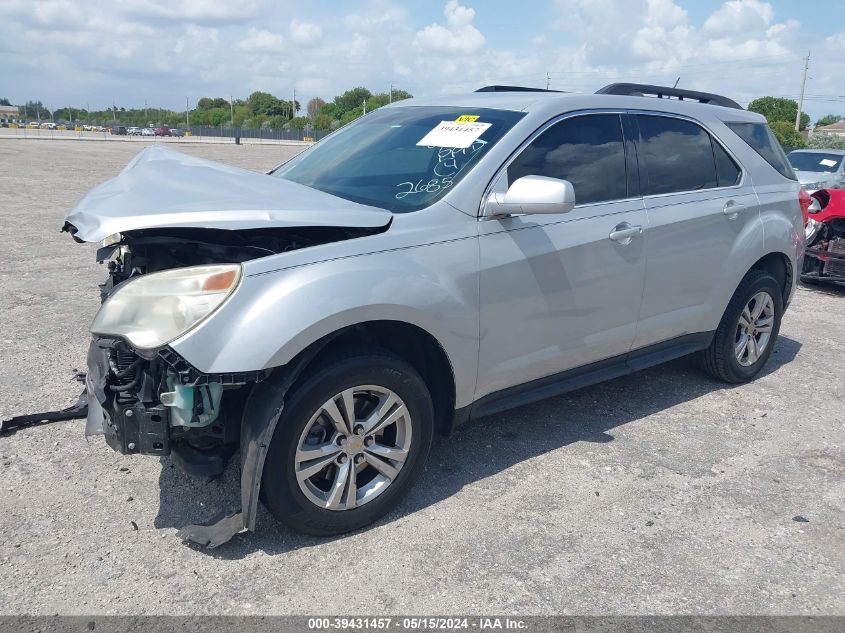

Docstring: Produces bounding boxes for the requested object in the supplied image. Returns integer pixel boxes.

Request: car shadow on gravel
[799,279,845,296]
[153,335,801,558]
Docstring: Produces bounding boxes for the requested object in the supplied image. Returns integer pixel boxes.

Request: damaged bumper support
[85,336,278,547]
[803,243,845,282]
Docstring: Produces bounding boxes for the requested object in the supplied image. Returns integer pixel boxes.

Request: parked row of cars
[3,121,187,136]
[111,126,185,137]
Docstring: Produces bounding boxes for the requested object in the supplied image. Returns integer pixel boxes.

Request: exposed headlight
[101,233,122,247]
[805,217,822,244]
[91,264,242,350]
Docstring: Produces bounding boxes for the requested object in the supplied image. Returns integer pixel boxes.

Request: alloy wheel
[735,291,775,367]
[294,385,412,511]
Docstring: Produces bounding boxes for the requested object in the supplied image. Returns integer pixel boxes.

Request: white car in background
[127,127,141,136]
[140,127,155,137]
[787,149,845,191]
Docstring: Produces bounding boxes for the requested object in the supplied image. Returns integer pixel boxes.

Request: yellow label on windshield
[455,115,480,123]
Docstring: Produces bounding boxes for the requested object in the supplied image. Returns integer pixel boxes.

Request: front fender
[169,240,480,409]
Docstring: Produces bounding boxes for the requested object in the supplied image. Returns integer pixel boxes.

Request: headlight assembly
[91,264,242,350]
[804,217,822,244]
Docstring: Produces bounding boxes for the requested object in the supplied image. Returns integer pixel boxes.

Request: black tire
[261,347,434,536]
[699,269,783,383]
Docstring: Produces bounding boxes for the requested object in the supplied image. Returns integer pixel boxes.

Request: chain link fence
[187,125,332,142]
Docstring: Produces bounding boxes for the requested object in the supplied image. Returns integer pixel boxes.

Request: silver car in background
[63,83,803,547]
[788,148,845,191]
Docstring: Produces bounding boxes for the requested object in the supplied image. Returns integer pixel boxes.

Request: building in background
[0,105,20,123]
[816,120,845,138]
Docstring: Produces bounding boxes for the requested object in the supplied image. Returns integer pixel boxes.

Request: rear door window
[636,115,718,195]
[507,113,627,205]
[725,122,796,180]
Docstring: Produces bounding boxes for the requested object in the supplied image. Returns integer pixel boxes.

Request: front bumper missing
[85,339,171,456]
[86,336,283,548]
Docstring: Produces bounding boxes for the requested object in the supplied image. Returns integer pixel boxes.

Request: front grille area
[824,238,845,278]
[107,343,144,404]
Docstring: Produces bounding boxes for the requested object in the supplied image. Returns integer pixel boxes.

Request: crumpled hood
[64,145,392,242]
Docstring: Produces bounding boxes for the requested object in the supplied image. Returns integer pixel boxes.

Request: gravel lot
[0,139,842,615]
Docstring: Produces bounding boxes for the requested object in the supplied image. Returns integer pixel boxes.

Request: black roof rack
[476,85,563,93]
[596,83,742,110]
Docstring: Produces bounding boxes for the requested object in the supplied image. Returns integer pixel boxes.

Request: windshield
[788,151,843,173]
[272,106,525,212]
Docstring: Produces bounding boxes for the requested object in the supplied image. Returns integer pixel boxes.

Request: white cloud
[239,28,285,53]
[414,0,485,55]
[117,0,270,23]
[1,0,843,124]
[703,0,774,35]
[289,19,323,47]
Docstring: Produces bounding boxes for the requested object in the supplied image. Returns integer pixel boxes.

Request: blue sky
[1,0,844,121]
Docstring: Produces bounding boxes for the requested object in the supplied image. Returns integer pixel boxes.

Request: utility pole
[112,100,116,123]
[186,97,189,128]
[87,103,90,124]
[292,87,296,118]
[546,72,550,90]
[795,51,810,132]
[389,83,393,103]
[230,95,234,125]
[363,99,366,115]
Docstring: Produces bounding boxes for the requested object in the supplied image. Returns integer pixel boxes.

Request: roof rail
[476,85,562,93]
[596,83,743,110]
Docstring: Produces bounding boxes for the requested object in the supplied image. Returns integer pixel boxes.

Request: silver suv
[65,83,804,546]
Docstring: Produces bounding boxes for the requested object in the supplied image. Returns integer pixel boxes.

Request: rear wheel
[261,349,433,536]
[700,270,783,383]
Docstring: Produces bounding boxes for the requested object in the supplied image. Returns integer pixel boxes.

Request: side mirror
[485,175,576,216]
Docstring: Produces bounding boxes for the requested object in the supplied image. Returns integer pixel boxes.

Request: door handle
[609,223,643,244]
[722,200,746,218]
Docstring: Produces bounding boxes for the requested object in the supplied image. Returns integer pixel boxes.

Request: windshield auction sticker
[417,120,492,149]
[819,158,838,167]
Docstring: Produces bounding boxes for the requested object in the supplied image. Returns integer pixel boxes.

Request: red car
[802,188,845,283]
[154,126,171,136]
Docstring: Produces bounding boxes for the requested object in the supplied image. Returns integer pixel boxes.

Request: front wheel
[699,269,783,383]
[261,349,434,536]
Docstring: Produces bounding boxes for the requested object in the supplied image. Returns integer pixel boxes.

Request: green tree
[815,114,843,129]
[390,88,413,101]
[748,96,810,131]
[307,97,325,119]
[232,105,251,126]
[333,87,372,115]
[266,114,289,129]
[808,132,845,150]
[769,120,806,150]
[288,116,310,130]
[205,107,229,126]
[0,97,10,106]
[247,91,284,117]
[20,100,50,120]
[314,113,333,130]
[197,97,230,110]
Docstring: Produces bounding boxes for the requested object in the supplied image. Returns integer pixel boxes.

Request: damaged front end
[85,337,264,476]
[47,145,393,546]
[802,189,845,284]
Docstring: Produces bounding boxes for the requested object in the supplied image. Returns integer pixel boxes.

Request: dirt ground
[0,139,842,615]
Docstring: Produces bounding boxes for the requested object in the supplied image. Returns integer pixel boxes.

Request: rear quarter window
[725,122,796,180]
